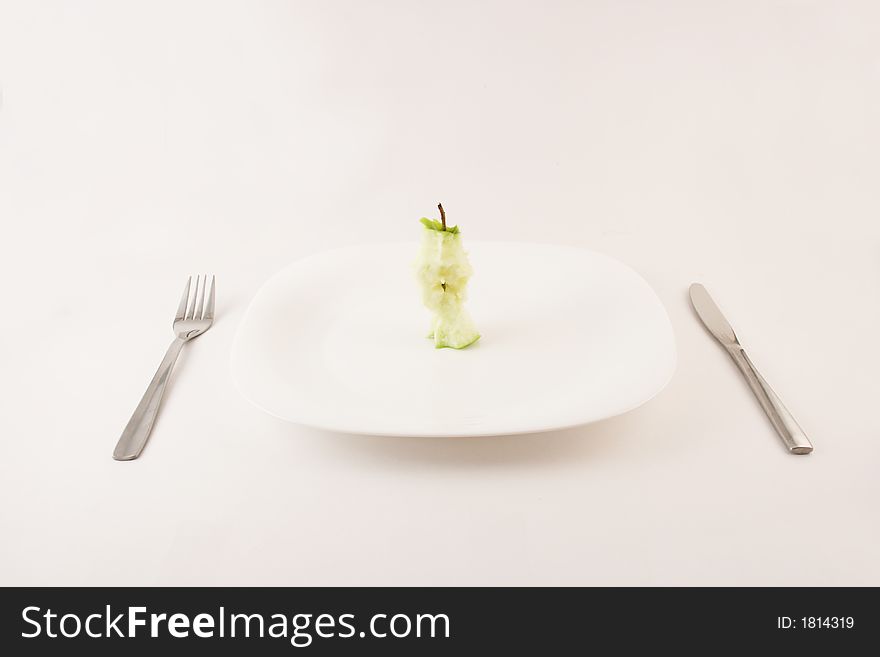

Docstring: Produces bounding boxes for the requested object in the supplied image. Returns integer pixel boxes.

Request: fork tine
[186,275,200,320]
[176,277,192,320]
[194,273,206,319]
[204,275,216,320]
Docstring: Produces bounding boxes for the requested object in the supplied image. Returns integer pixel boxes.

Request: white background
[1,0,878,585]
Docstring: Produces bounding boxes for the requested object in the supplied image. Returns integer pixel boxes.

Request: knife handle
[726,346,813,454]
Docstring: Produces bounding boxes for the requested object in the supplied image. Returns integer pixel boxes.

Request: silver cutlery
[689,283,813,455]
[113,275,216,461]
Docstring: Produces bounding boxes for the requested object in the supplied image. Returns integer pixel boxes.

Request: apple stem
[438,203,446,231]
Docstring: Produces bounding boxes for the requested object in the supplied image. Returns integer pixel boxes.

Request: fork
[113,275,216,461]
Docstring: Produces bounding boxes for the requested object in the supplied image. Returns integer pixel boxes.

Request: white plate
[231,242,676,436]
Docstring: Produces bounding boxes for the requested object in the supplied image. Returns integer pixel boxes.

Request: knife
[689,283,813,455]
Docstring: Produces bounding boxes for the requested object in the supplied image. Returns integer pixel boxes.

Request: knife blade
[689,283,813,455]
[689,283,738,346]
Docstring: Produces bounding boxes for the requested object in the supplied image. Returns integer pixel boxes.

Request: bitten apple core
[415,204,480,349]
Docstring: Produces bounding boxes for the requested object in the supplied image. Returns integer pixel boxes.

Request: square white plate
[231,242,675,436]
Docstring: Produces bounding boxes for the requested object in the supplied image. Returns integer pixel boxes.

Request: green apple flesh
[415,218,480,349]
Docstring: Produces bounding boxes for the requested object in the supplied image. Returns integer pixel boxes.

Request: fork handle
[113,337,186,460]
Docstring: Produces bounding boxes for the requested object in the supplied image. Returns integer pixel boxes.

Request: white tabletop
[2,1,878,586]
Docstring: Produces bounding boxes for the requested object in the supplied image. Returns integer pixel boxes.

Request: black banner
[0,587,875,654]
